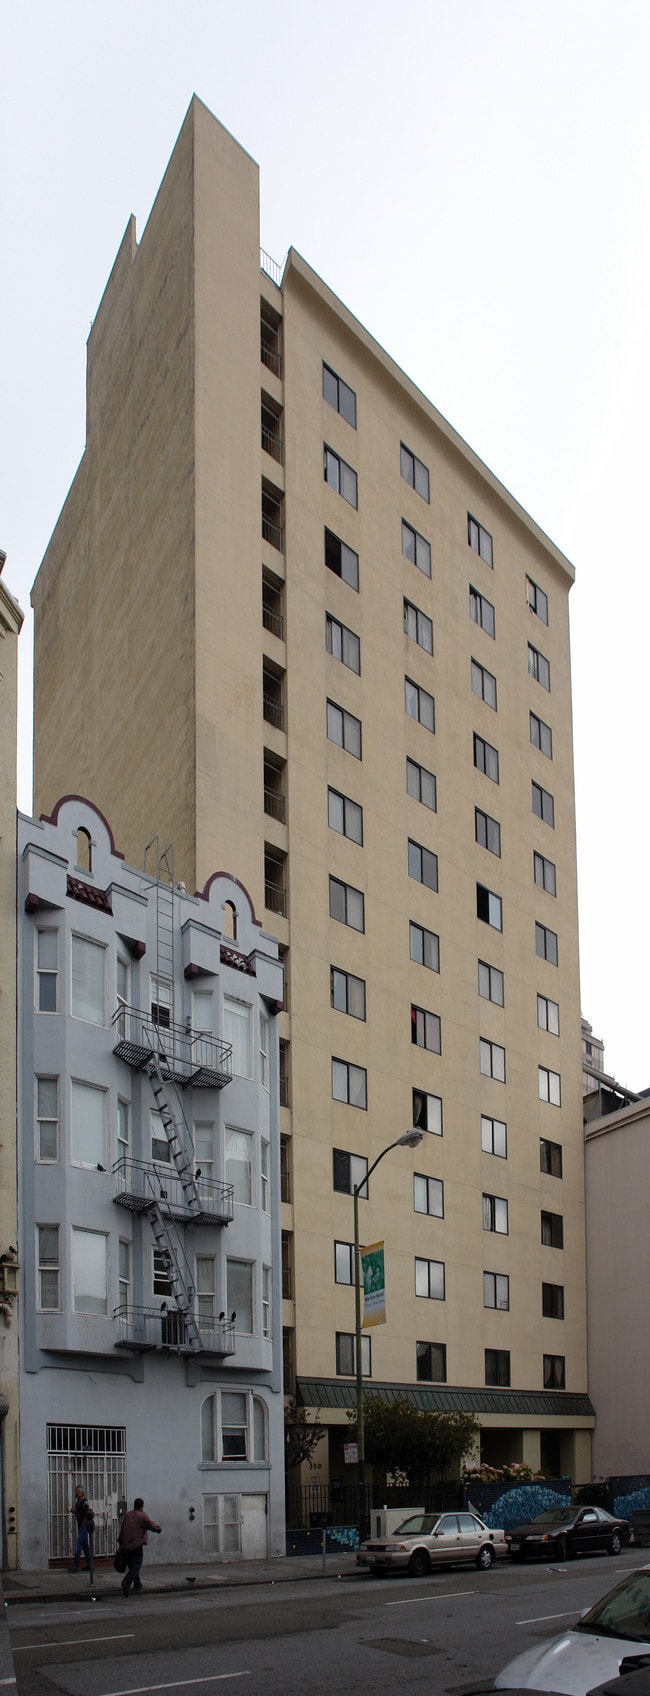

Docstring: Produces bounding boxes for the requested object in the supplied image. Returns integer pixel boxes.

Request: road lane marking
[98,1678,249,1695]
[386,1590,474,1607]
[516,1611,577,1626]
[14,1635,135,1652]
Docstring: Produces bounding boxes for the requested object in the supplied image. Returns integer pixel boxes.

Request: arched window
[253,1397,268,1462]
[201,1393,216,1463]
[76,827,92,873]
[223,901,237,942]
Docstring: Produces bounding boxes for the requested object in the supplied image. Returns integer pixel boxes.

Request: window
[323,362,357,427]
[333,1148,368,1197]
[327,698,362,759]
[478,961,504,1006]
[116,956,129,1040]
[528,643,550,690]
[36,1077,58,1161]
[406,758,437,811]
[416,1342,446,1382]
[196,1256,216,1324]
[477,884,502,930]
[532,781,555,827]
[536,922,558,965]
[484,1272,510,1310]
[71,935,105,1025]
[262,1266,272,1340]
[471,658,497,710]
[414,1173,444,1217]
[404,598,433,654]
[405,676,435,733]
[201,1390,267,1465]
[415,1258,445,1300]
[481,1115,507,1157]
[527,575,548,624]
[540,1138,563,1178]
[281,1231,293,1299]
[37,929,58,1012]
[539,1066,561,1106]
[332,1058,367,1110]
[537,994,560,1036]
[150,1108,170,1166]
[38,1225,59,1310]
[223,998,252,1076]
[544,1354,565,1389]
[334,1241,355,1284]
[195,1123,215,1184]
[118,1239,131,1309]
[336,1332,371,1376]
[401,443,430,501]
[325,527,359,590]
[261,302,282,377]
[408,838,438,890]
[153,1246,173,1296]
[475,808,501,857]
[227,1261,254,1333]
[411,1005,441,1053]
[474,733,499,783]
[534,851,557,896]
[328,786,363,844]
[225,1128,253,1203]
[280,1134,290,1202]
[470,586,495,637]
[485,1348,510,1387]
[259,1011,270,1090]
[72,1229,107,1315]
[413,1090,443,1136]
[530,711,553,758]
[409,922,440,973]
[480,1039,506,1082]
[541,1210,564,1248]
[331,966,366,1020]
[402,519,431,577]
[329,875,364,932]
[222,1391,249,1459]
[151,975,172,1028]
[261,1141,270,1213]
[542,1282,564,1319]
[324,444,358,507]
[483,1193,508,1234]
[326,612,360,673]
[71,1081,106,1168]
[468,514,493,567]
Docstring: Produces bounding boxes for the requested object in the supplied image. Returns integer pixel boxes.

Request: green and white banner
[361,1240,386,1327]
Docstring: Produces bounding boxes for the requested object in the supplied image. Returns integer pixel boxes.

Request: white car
[495,1566,650,1695]
[357,1509,507,1576]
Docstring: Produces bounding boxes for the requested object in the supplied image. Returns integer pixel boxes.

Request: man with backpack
[69,1484,94,1577]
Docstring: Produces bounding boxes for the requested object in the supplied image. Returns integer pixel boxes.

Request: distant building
[581,1018,641,1123]
[585,1092,650,1475]
[0,550,23,1569]
[18,797,284,1566]
[581,1018,606,1096]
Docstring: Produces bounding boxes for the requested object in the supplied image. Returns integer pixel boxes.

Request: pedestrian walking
[68,1484,94,1578]
[117,1497,161,1595]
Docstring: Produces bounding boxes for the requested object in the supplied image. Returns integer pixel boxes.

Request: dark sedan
[505,1504,631,1562]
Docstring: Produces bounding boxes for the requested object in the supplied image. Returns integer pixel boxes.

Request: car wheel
[408,1548,431,1578]
[555,1535,567,1562]
[609,1532,622,1556]
[476,1544,495,1570]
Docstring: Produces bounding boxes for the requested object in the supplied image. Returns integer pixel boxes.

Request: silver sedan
[357,1509,507,1577]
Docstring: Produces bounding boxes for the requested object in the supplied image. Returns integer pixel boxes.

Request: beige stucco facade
[585,1099,650,1477]
[32,97,592,1487]
[0,555,23,1565]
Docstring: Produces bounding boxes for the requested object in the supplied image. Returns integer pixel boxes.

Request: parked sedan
[495,1565,650,1694]
[506,1506,631,1563]
[357,1509,507,1576]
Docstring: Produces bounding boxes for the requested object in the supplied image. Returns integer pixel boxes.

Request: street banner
[361,1240,386,1327]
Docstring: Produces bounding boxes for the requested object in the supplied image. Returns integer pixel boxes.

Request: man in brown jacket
[118,1497,161,1595]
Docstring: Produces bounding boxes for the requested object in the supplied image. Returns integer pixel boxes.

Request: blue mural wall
[463,1478,571,1529]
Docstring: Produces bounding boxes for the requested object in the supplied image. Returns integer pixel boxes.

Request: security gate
[47,1425,127,1562]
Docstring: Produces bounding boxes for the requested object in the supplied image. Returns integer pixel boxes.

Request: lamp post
[353,1128,423,1544]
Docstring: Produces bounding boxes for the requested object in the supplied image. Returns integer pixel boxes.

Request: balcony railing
[262,601,284,640]
[262,693,284,730]
[112,1007,232,1088]
[261,340,282,379]
[265,881,287,916]
[113,1158,234,1225]
[260,248,283,287]
[114,1306,236,1357]
[262,511,284,551]
[264,786,286,823]
[261,424,283,463]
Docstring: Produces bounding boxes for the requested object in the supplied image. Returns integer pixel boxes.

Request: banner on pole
[361,1240,386,1327]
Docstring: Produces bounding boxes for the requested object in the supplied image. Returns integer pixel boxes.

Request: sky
[2,0,649,1087]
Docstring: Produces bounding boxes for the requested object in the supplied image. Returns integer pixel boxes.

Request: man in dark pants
[69,1485,94,1578]
[118,1498,161,1595]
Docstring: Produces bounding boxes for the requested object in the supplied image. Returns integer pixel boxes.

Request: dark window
[478,960,504,1005]
[415,1257,445,1299]
[404,597,433,654]
[528,643,550,690]
[541,1210,564,1248]
[324,445,358,508]
[405,676,435,733]
[470,586,495,638]
[534,851,557,896]
[401,443,430,501]
[536,921,558,965]
[333,1148,368,1197]
[326,613,360,673]
[481,1115,507,1157]
[474,732,499,783]
[480,1038,506,1082]
[530,711,553,758]
[543,1353,565,1389]
[409,922,440,973]
[539,1066,561,1106]
[336,1331,370,1376]
[477,884,502,930]
[483,1193,508,1234]
[328,786,363,844]
[542,1283,565,1320]
[402,519,431,578]
[329,876,364,932]
[416,1341,446,1382]
[331,967,366,1020]
[413,1089,443,1136]
[323,363,357,428]
[485,1348,510,1386]
[475,808,501,857]
[332,1057,367,1110]
[484,1271,509,1309]
[324,527,359,591]
[334,1241,354,1284]
[532,781,555,827]
[537,994,560,1036]
[327,699,362,759]
[527,575,548,624]
[411,1005,441,1053]
[406,758,437,811]
[414,1173,444,1217]
[540,1139,563,1178]
[408,838,438,891]
[471,658,497,709]
[468,514,493,568]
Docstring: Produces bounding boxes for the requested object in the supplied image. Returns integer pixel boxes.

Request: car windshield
[394,1515,437,1536]
[576,1572,650,1643]
[529,1507,575,1525]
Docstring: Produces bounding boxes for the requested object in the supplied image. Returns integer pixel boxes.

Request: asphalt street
[5,1552,641,1696]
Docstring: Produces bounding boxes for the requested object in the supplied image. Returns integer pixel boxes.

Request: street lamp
[353,1128,423,1544]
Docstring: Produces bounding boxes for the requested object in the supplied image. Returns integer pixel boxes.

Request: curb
[3,1566,365,1607]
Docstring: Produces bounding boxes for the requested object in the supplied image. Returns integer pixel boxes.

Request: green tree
[284,1399,325,1471]
[348,1396,478,1484]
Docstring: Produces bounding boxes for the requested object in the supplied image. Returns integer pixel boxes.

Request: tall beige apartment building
[0,552,23,1565]
[32,98,593,1493]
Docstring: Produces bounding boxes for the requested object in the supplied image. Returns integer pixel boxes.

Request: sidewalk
[2,1552,363,1607]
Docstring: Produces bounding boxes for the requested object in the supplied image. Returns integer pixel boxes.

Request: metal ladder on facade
[145,1058,202,1217]
[146,1197,202,1353]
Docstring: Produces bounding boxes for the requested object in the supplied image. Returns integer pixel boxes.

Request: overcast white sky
[2,0,649,1086]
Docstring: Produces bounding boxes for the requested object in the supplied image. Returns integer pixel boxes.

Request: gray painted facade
[17,797,285,1568]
